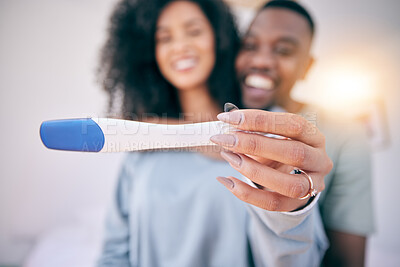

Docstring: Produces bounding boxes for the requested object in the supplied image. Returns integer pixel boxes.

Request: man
[234,1,374,266]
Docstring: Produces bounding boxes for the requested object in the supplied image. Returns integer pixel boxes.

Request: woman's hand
[210,109,333,212]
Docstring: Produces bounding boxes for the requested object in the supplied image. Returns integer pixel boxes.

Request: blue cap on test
[40,118,105,152]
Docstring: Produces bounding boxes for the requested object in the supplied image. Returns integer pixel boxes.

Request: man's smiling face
[235,7,314,109]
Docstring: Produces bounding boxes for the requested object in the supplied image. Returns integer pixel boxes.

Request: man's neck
[276,96,305,114]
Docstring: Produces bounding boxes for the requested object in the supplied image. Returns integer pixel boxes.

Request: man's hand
[210,109,333,211]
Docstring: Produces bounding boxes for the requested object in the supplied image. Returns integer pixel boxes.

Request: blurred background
[0,0,399,266]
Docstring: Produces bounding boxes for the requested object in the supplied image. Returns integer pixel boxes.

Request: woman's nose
[171,36,190,53]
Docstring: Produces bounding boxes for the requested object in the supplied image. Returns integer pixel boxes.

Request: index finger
[218,109,324,148]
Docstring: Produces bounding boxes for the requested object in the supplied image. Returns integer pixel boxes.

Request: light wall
[0,0,399,266]
[0,0,122,264]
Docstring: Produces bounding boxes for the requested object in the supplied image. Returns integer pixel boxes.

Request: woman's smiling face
[155,1,216,91]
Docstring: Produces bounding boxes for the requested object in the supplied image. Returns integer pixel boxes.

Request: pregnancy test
[40,118,232,152]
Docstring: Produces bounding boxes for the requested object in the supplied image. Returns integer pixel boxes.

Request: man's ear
[301,56,315,80]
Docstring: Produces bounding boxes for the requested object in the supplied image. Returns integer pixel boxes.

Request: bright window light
[314,64,378,118]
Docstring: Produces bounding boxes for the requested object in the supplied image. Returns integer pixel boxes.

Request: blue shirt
[97,151,328,267]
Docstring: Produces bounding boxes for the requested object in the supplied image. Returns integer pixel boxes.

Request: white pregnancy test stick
[40,118,231,152]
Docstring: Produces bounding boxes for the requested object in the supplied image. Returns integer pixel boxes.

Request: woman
[97,0,328,266]
[98,0,241,122]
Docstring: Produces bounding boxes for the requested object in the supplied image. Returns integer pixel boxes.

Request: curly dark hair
[98,0,242,119]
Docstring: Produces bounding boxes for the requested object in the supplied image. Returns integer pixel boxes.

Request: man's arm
[323,230,366,267]
[319,115,374,267]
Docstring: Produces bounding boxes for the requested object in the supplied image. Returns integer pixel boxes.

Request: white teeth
[245,75,273,90]
[175,58,196,71]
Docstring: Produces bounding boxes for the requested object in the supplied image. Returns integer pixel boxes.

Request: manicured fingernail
[216,176,234,190]
[220,151,242,167]
[224,102,239,112]
[217,112,242,125]
[210,134,236,147]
